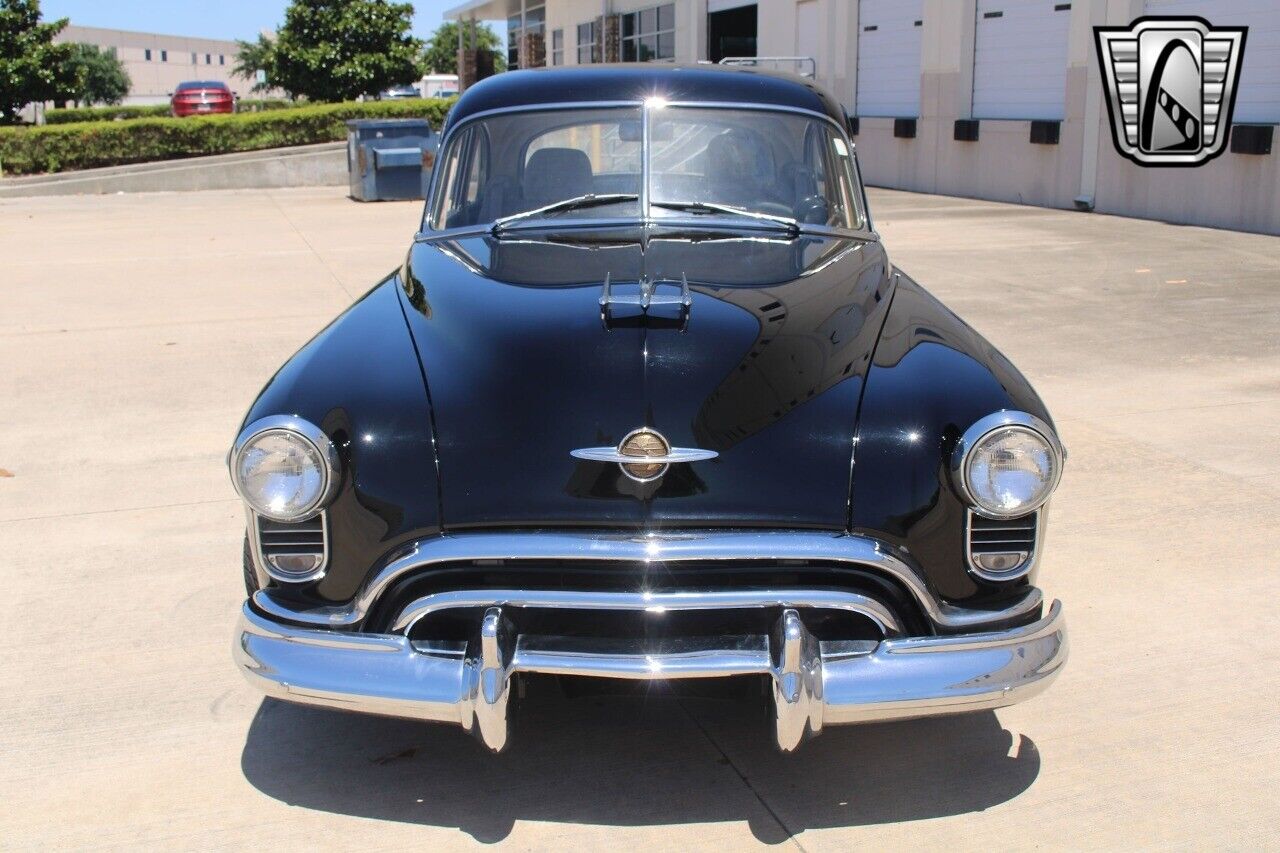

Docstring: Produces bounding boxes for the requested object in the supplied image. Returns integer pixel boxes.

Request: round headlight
[230,417,339,522]
[954,412,1063,519]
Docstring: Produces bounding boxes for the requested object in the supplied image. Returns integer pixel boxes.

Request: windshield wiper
[649,200,801,236]
[491,193,639,233]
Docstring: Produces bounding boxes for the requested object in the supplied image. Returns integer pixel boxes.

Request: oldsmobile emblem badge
[571,428,718,483]
[1094,17,1247,167]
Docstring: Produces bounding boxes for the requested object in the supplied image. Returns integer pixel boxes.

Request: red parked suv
[170,81,235,117]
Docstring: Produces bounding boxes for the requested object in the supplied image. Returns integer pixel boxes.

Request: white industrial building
[55,25,258,105]
[447,0,1279,234]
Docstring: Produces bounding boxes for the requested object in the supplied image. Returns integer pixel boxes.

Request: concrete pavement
[1,187,1277,849]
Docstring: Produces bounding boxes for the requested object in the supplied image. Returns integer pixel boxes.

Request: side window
[430,127,488,230]
[805,124,829,192]
[825,129,863,229]
[463,130,488,208]
[798,123,862,229]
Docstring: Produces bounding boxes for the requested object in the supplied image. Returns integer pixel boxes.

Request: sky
[40,0,502,44]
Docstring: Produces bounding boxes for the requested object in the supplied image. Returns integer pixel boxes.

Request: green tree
[422,20,505,76]
[232,33,277,95]
[269,0,425,102]
[234,33,279,95]
[63,43,130,106]
[0,0,80,123]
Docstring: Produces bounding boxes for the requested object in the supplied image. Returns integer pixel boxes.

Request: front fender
[851,274,1054,607]
[238,276,441,603]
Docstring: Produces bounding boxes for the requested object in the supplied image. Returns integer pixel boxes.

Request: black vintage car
[231,66,1067,753]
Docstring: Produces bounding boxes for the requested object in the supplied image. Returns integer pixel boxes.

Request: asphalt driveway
[1,186,1277,849]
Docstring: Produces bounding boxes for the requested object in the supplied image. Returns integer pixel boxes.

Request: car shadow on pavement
[241,679,1041,843]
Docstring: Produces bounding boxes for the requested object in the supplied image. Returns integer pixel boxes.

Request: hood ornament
[571,427,717,483]
[600,273,692,330]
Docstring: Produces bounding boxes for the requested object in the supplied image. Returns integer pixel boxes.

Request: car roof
[445,65,848,133]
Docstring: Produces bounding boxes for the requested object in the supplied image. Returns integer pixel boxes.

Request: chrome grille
[967,511,1038,581]
[253,514,328,582]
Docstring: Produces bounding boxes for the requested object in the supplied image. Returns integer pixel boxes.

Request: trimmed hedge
[0,98,455,175]
[45,104,170,124]
[43,99,298,124]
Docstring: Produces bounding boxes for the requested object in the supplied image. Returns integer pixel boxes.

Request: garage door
[972,0,1072,120]
[856,0,924,117]
[1145,0,1280,123]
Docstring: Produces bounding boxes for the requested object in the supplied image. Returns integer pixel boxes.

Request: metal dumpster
[346,118,438,202]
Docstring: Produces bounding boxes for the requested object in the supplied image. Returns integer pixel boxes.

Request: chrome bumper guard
[235,593,1067,753]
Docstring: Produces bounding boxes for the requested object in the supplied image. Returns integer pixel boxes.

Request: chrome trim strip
[640,96,652,219]
[249,530,1044,632]
[950,410,1065,520]
[234,599,1066,752]
[389,587,903,637]
[570,447,719,464]
[229,415,341,523]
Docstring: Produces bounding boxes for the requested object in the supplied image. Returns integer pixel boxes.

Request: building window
[551,29,564,66]
[160,50,167,62]
[192,52,198,64]
[506,14,520,65]
[577,21,600,64]
[206,53,212,64]
[621,4,675,62]
[144,48,152,61]
[507,4,546,68]
[219,54,225,65]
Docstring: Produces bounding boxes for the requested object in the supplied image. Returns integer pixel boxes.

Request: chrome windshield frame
[417,98,877,242]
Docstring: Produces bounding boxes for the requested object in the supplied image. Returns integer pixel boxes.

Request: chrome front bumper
[234,594,1067,753]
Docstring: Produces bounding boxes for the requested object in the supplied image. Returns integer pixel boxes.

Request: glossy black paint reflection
[239,281,441,602]
[399,226,890,530]
[850,276,1054,605]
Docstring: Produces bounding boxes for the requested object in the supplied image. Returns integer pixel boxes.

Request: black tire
[242,534,260,596]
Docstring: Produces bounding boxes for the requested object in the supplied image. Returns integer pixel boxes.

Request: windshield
[427,104,865,232]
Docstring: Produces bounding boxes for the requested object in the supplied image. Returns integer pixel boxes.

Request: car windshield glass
[648,106,862,230]
[430,107,644,231]
[428,105,864,232]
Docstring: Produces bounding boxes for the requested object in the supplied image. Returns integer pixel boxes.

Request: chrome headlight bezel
[951,411,1064,520]
[229,415,341,523]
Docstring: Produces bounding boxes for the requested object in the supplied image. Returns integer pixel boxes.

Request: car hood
[399,226,894,530]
